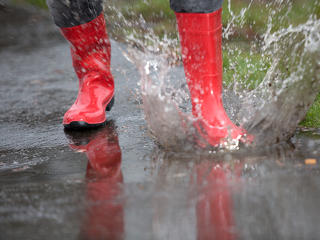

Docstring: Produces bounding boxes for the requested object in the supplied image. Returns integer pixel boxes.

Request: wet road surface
[1,4,320,240]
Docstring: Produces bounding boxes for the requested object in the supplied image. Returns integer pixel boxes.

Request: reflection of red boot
[175,9,245,146]
[196,163,238,240]
[61,13,115,129]
[66,124,124,240]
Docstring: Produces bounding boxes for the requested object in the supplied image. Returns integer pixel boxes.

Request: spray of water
[104,0,320,150]
[241,17,320,145]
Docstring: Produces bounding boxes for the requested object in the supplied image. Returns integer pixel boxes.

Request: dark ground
[1,3,320,240]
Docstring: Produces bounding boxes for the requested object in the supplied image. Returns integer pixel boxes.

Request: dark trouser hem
[47,0,223,28]
[46,0,103,28]
[170,0,223,13]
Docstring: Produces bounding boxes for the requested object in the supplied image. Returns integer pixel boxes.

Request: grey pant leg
[170,0,223,13]
[46,0,103,28]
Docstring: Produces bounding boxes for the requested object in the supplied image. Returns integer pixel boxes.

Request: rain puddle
[1,0,320,239]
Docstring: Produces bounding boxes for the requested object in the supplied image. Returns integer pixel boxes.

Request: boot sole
[64,96,115,130]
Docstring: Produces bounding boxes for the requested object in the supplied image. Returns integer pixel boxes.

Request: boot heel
[106,97,115,111]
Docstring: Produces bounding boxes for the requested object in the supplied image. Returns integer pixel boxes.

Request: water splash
[104,0,320,150]
[240,17,320,145]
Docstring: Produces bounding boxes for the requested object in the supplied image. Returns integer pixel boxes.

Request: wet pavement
[1,4,320,240]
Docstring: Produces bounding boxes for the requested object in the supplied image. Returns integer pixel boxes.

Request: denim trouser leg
[170,0,223,13]
[47,0,223,28]
[46,0,103,28]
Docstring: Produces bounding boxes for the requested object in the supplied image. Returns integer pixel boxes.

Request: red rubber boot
[61,13,115,129]
[175,9,245,146]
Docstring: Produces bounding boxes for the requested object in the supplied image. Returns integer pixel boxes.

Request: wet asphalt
[1,4,320,240]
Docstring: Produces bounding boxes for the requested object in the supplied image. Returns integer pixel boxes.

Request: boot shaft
[60,13,112,81]
[175,9,223,116]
